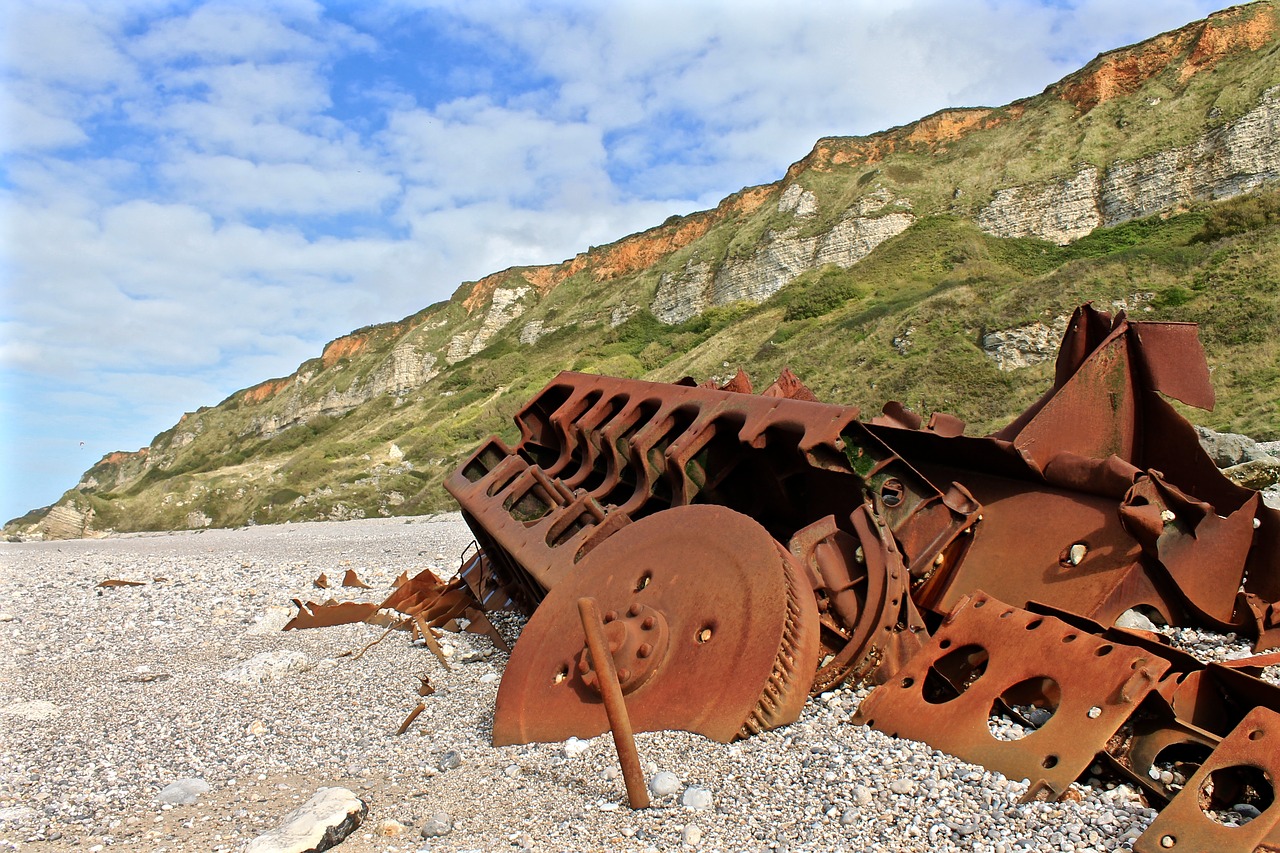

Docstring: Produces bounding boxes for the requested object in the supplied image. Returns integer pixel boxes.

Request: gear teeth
[738,542,818,738]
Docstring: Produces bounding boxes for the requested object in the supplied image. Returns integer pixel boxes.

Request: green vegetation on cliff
[10,1,1280,538]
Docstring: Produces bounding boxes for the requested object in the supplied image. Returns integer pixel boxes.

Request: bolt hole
[1025,618,1043,630]
[938,639,952,650]
[1062,634,1077,643]
[553,665,568,685]
[973,599,986,608]
[1000,610,1013,619]
[1042,755,1059,769]
[901,677,915,689]
[1160,836,1176,849]
[635,573,652,592]
[1198,764,1274,825]
[697,626,713,644]
[923,644,989,705]
[1096,644,1114,656]
[880,478,905,508]
[1249,729,1264,741]
[987,676,1059,741]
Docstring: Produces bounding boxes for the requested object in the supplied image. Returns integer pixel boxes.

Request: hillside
[9,1,1280,540]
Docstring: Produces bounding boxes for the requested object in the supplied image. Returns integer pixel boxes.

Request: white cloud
[160,154,400,215]
[0,0,1235,522]
[130,1,331,63]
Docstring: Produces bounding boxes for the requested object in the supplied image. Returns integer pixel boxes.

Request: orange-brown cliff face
[788,2,1275,178]
[99,449,147,467]
[321,334,371,368]
[244,377,294,405]
[459,186,773,316]
[786,106,1022,179]
[1055,2,1276,111]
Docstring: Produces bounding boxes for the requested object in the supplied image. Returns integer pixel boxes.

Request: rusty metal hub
[493,504,821,745]
[574,601,671,695]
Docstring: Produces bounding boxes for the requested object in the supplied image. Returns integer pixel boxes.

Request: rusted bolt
[578,658,590,674]
[637,643,653,659]
[628,603,642,617]
[617,667,632,682]
[604,610,618,623]
[641,616,656,630]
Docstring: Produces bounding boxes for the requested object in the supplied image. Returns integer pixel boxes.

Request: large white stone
[244,787,367,853]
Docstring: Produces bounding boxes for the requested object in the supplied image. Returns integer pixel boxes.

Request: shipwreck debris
[291,303,1280,838]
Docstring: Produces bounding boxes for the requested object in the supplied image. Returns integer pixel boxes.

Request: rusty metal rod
[577,596,650,809]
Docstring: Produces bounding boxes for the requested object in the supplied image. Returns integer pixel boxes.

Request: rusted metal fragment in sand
[493,505,820,745]
[851,592,1170,800]
[285,598,383,630]
[1134,705,1280,853]
[760,367,818,401]
[98,579,145,587]
[341,569,373,589]
[313,573,331,589]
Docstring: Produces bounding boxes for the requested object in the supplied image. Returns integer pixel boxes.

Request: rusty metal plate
[852,592,1170,798]
[1135,705,1280,853]
[493,505,820,745]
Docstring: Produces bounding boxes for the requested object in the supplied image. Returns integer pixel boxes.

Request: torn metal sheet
[1134,705,1280,853]
[850,592,1170,800]
[289,303,1280,836]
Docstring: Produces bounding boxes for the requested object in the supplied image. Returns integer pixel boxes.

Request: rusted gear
[493,504,821,745]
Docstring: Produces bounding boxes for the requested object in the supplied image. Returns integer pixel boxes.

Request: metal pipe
[577,596,650,809]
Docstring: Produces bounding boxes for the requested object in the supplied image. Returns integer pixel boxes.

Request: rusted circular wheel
[493,504,821,745]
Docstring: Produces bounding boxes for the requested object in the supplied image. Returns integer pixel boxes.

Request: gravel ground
[0,513,1274,853]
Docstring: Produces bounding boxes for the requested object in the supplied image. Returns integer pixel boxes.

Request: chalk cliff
[10,1,1280,539]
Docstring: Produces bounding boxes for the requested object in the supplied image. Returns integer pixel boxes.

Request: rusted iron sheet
[494,505,820,745]
[1134,705,1280,853]
[281,302,1280,834]
[286,565,507,650]
[851,592,1170,800]
[443,304,1280,776]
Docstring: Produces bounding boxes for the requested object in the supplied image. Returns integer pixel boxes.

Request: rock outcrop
[448,286,531,363]
[651,212,915,324]
[250,341,439,436]
[979,86,1280,243]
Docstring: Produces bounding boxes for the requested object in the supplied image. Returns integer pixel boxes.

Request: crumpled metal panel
[851,592,1170,799]
[1134,705,1280,853]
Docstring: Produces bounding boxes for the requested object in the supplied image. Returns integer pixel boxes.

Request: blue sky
[0,0,1229,523]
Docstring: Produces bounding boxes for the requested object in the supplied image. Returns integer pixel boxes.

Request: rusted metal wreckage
[290,304,1280,850]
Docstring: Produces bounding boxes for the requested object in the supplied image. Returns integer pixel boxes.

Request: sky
[0,0,1233,523]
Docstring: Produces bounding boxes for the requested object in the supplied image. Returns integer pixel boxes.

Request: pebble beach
[1,513,1275,853]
